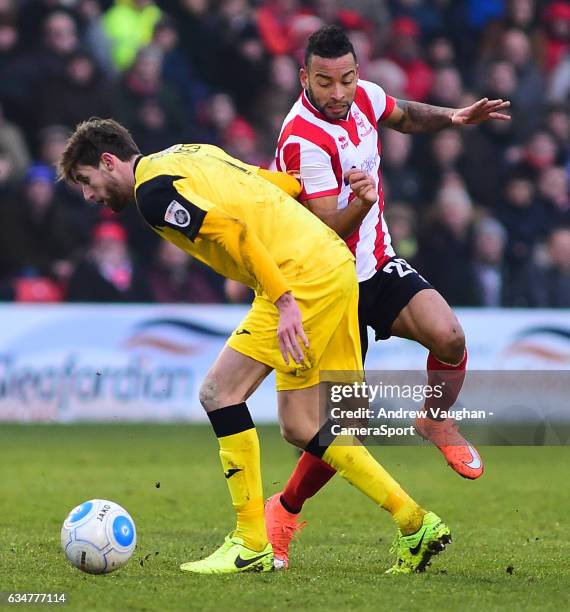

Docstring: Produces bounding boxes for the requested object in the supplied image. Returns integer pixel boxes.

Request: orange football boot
[264,493,307,569]
[415,416,484,479]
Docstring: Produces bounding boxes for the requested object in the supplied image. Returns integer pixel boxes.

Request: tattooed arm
[381,98,511,134]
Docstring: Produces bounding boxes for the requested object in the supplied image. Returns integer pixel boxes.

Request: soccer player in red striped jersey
[266,25,511,569]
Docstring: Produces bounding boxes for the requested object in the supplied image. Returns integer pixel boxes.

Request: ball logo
[113,515,135,547]
[69,501,93,523]
[165,200,191,227]
[96,503,111,521]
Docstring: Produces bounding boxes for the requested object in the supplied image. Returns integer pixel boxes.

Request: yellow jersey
[134,144,353,303]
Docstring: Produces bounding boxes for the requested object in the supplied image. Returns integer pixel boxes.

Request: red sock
[425,349,467,420]
[280,452,336,514]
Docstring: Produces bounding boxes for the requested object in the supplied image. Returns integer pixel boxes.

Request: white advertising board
[0,305,568,422]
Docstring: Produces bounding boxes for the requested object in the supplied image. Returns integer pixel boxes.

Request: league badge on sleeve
[165,200,191,227]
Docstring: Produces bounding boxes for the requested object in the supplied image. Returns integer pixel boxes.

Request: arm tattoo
[392,100,454,134]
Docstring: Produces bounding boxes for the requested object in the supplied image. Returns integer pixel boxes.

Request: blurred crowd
[0,0,568,307]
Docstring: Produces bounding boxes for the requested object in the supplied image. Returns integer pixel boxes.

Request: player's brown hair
[58,117,140,183]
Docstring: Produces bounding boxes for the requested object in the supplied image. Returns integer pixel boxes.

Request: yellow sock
[322,440,425,534]
[385,488,427,535]
[218,428,267,551]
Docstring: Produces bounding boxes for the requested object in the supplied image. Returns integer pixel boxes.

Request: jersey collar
[133,154,143,177]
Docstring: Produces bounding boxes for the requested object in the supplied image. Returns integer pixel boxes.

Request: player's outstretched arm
[381,98,511,134]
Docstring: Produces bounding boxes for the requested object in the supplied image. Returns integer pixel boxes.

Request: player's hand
[451,98,511,126]
[275,292,309,365]
[344,169,378,206]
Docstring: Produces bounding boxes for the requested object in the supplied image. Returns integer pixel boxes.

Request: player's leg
[266,264,379,564]
[266,266,455,545]
[390,287,468,426]
[266,272,377,542]
[390,286,465,365]
[275,383,451,573]
[265,265,355,557]
[268,263,451,572]
[389,285,483,479]
[278,384,423,531]
[180,345,274,574]
[360,258,466,404]
[267,300,370,523]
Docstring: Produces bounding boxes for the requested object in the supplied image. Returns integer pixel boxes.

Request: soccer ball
[61,499,136,574]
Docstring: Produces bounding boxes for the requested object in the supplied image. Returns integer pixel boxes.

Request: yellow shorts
[227,259,363,391]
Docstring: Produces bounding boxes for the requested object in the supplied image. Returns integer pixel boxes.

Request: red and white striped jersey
[276,79,396,282]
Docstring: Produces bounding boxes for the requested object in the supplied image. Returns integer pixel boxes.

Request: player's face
[74,161,132,212]
[301,53,358,121]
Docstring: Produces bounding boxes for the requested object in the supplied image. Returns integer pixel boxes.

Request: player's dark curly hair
[304,25,357,67]
[58,117,140,183]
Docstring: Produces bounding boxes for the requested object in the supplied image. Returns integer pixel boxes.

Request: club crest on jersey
[338,135,349,150]
[353,110,373,137]
[165,200,191,227]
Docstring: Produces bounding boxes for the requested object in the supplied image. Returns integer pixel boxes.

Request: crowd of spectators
[0,0,568,307]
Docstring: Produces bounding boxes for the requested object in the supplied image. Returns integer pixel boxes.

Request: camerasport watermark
[330,422,417,438]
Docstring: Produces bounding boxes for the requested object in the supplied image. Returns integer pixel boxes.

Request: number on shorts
[383,258,427,282]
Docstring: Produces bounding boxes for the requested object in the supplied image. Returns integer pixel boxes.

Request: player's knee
[432,321,465,364]
[280,422,311,449]
[199,377,220,412]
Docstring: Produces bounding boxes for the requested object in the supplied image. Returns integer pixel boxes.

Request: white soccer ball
[61,499,136,574]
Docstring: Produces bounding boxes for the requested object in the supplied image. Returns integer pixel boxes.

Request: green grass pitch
[1,424,569,611]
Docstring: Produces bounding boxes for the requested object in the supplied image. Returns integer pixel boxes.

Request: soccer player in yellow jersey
[58,118,451,575]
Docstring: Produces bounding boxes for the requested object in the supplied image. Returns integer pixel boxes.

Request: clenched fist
[344,169,378,206]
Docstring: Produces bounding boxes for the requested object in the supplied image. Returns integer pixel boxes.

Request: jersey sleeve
[257,168,302,199]
[136,174,208,241]
[198,207,291,303]
[359,79,397,122]
[277,137,340,201]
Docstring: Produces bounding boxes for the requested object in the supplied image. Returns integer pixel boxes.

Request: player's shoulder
[135,143,216,194]
[135,146,183,186]
[134,168,207,241]
[135,148,184,193]
[356,79,388,100]
[357,78,387,94]
[134,150,190,221]
[135,170,185,227]
[355,79,395,122]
